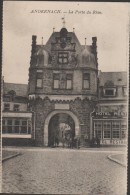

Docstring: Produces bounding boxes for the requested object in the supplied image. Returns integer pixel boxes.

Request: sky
[3,1,129,84]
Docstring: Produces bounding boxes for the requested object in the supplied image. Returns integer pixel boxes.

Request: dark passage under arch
[48,113,75,147]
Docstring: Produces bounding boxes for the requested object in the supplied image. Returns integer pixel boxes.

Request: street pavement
[2,147,127,194]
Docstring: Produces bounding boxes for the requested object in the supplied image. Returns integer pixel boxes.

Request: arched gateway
[44,110,80,146]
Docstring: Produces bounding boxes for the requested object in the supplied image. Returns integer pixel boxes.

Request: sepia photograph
[1,1,129,194]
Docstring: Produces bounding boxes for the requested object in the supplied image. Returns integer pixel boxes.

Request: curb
[2,153,21,162]
[107,154,126,167]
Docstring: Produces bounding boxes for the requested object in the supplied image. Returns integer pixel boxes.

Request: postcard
[2,1,129,194]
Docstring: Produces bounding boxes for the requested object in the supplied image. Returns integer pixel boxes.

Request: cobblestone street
[2,147,127,194]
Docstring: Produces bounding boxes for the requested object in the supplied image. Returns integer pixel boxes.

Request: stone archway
[44,110,80,146]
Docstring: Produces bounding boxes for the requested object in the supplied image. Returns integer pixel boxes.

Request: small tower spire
[41,37,43,45]
[61,17,66,28]
[85,38,87,47]
[73,28,75,33]
[53,27,55,33]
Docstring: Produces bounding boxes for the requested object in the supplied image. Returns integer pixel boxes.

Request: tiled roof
[99,72,127,86]
[4,83,28,97]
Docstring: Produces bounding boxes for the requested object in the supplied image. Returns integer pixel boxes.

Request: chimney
[31,35,37,55]
[92,37,98,66]
[30,35,37,66]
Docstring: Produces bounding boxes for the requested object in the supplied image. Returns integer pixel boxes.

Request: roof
[45,31,82,52]
[4,83,28,97]
[99,72,127,86]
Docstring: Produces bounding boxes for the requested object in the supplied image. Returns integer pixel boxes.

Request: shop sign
[91,111,127,118]
[101,139,127,145]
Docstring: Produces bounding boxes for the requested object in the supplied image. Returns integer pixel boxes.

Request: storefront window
[103,121,111,139]
[2,118,31,134]
[94,121,102,138]
[121,121,127,139]
[21,120,28,134]
[2,119,6,133]
[112,121,120,138]
[7,119,13,133]
[14,120,20,133]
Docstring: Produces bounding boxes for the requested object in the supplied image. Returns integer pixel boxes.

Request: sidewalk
[2,150,21,162]
[107,153,127,167]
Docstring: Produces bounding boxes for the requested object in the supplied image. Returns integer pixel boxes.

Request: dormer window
[14,104,20,111]
[105,89,114,96]
[4,103,10,111]
[103,88,116,97]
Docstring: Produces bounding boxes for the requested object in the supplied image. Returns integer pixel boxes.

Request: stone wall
[28,68,98,96]
[30,97,96,146]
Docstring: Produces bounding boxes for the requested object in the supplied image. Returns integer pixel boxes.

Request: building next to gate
[2,25,128,147]
[2,83,33,146]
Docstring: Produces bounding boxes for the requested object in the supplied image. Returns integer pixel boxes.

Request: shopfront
[91,111,127,145]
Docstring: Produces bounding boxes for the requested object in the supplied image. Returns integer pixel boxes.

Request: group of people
[51,129,100,148]
[90,136,100,148]
[53,131,80,149]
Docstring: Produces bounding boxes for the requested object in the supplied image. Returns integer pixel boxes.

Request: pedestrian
[96,136,100,148]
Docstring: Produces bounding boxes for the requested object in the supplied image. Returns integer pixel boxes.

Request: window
[14,120,20,133]
[7,119,13,133]
[14,104,20,111]
[2,119,6,133]
[105,89,114,96]
[36,73,43,88]
[36,79,42,88]
[66,74,72,89]
[83,73,90,89]
[37,55,44,65]
[53,74,60,89]
[2,118,32,134]
[123,87,127,96]
[112,121,120,138]
[53,73,73,89]
[94,121,102,139]
[121,121,127,139]
[104,88,116,96]
[103,121,111,139]
[58,53,68,64]
[21,120,28,134]
[4,103,10,111]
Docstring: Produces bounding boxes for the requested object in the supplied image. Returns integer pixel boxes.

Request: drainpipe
[90,108,95,140]
[32,111,36,140]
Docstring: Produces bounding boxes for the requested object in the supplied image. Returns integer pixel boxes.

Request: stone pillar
[44,124,48,146]
[75,125,80,136]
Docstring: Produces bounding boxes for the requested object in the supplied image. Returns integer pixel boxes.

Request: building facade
[2,26,128,147]
[2,82,33,146]
[92,72,127,146]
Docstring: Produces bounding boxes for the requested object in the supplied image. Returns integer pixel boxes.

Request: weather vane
[61,17,66,28]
